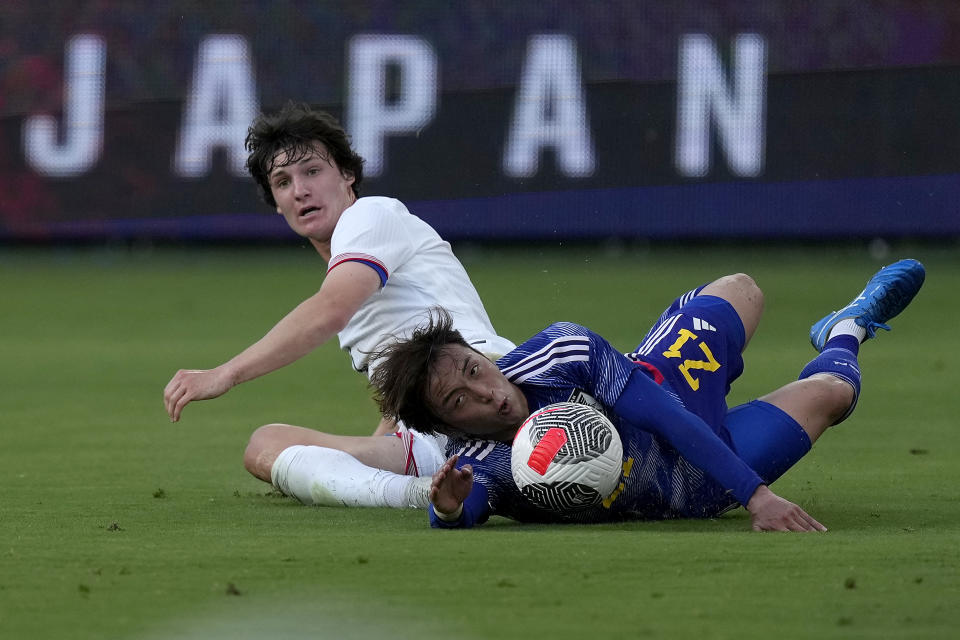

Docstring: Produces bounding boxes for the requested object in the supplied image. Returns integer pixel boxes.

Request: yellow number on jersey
[662,328,721,391]
[602,457,634,509]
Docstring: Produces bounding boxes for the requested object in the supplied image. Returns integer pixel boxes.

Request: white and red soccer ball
[511,402,623,512]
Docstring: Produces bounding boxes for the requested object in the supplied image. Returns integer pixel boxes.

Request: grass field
[1,242,958,639]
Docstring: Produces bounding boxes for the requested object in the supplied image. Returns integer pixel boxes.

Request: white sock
[403,475,432,509]
[270,445,429,509]
[828,318,867,343]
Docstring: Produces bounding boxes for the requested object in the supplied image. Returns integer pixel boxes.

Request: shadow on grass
[474,500,958,535]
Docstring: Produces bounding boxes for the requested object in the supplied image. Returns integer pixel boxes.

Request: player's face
[427,344,530,441]
[269,143,356,245]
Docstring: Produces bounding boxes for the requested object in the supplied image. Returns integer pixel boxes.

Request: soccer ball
[511,402,623,512]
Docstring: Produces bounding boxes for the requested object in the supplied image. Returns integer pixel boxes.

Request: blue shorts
[724,400,811,484]
[629,294,745,432]
[630,291,810,485]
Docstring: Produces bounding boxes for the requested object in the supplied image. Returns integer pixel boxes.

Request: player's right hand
[163,368,234,422]
[429,454,473,515]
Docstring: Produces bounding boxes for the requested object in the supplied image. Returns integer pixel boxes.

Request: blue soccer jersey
[430,295,767,528]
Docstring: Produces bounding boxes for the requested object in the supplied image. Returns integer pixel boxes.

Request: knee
[724,273,764,310]
[703,273,764,340]
[809,374,857,423]
[243,423,288,481]
[705,272,763,303]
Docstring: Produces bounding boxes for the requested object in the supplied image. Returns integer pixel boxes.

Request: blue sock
[798,340,861,425]
[824,333,860,356]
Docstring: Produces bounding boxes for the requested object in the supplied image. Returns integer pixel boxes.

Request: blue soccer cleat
[810,258,925,351]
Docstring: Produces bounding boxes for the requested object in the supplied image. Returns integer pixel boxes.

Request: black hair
[370,308,473,436]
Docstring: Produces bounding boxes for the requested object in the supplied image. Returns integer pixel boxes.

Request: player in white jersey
[328,196,513,375]
[163,102,512,508]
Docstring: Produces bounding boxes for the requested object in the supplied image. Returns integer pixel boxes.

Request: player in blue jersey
[370,259,925,531]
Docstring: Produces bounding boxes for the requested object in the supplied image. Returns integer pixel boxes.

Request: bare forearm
[163,262,380,422]
[222,299,344,385]
[164,301,345,422]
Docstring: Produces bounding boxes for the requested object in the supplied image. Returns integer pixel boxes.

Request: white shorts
[392,423,448,477]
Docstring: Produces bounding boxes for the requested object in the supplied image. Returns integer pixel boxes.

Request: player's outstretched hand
[163,368,234,422]
[429,454,473,516]
[746,485,827,532]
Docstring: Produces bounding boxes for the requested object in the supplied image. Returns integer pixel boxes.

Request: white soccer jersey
[328,196,514,375]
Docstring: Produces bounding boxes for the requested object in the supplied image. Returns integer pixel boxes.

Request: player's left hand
[746,485,827,532]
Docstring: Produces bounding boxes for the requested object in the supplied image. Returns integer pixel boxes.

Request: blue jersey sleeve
[613,368,765,506]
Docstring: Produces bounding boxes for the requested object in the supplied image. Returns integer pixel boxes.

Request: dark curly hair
[370,308,474,437]
[245,101,364,208]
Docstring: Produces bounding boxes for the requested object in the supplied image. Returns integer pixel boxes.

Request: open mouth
[299,206,320,217]
[498,399,509,416]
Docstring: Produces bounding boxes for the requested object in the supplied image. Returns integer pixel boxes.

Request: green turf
[1,243,957,639]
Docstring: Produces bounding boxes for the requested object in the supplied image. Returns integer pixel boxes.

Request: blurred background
[2,5,958,638]
[2,0,957,246]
